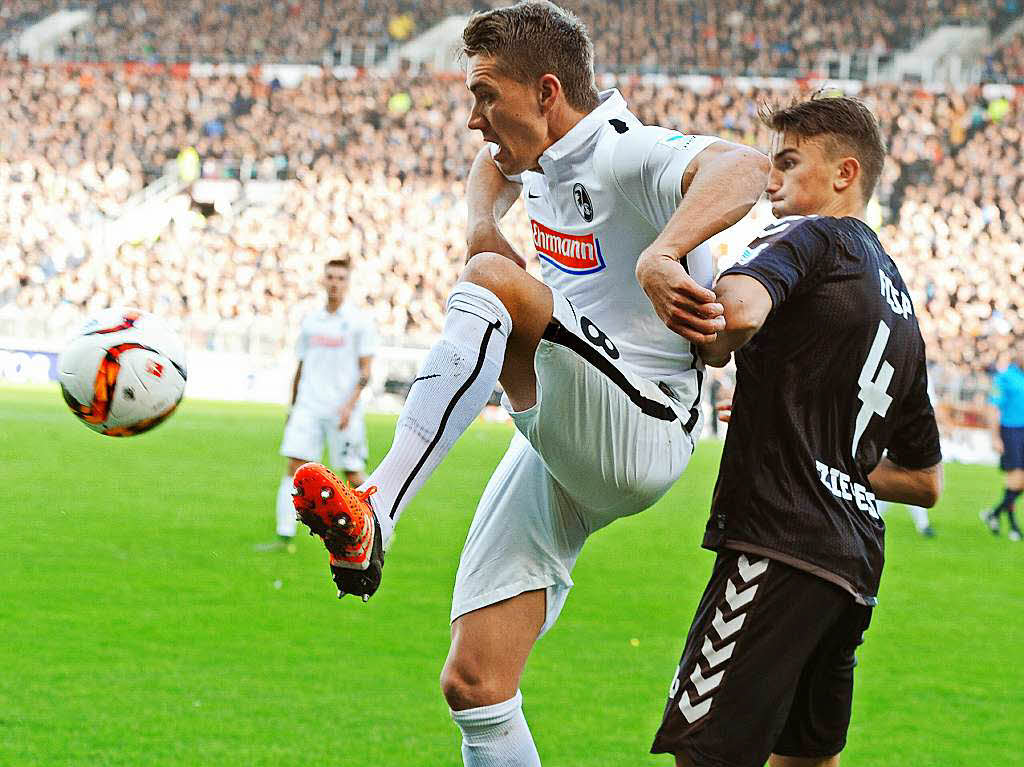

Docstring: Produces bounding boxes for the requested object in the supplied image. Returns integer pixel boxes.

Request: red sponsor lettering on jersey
[310,335,346,347]
[530,220,605,275]
[145,360,164,378]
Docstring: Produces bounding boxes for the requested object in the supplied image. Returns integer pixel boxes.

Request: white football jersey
[503,89,718,401]
[294,304,377,416]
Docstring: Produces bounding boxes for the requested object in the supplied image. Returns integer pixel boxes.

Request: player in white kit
[273,258,376,545]
[290,3,768,763]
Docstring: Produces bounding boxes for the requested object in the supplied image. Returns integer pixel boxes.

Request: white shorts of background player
[280,405,369,473]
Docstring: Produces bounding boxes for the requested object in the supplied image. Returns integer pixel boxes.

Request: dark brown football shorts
[651,549,872,767]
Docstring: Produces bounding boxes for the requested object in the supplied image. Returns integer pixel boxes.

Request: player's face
[765,134,838,218]
[324,265,349,303]
[466,54,549,175]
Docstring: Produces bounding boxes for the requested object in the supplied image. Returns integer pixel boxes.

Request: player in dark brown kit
[652,96,944,767]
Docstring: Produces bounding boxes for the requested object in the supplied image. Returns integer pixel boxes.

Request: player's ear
[834,156,860,194]
[538,73,561,114]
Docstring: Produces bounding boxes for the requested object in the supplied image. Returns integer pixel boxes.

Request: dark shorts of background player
[651,549,872,767]
[1000,426,1024,471]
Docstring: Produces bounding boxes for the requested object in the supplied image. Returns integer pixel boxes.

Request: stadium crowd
[3,0,1019,75]
[984,28,1024,84]
[1,60,1021,396]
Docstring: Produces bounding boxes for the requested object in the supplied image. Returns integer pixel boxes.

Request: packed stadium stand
[4,1,1020,71]
[1,0,1021,429]
[984,28,1024,83]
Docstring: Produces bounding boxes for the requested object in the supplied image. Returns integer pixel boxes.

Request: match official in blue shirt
[982,350,1024,540]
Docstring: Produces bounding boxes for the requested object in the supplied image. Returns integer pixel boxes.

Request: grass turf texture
[1,385,1021,766]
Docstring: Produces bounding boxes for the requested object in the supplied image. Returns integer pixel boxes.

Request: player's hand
[337,403,354,429]
[467,223,526,269]
[636,251,724,343]
[993,436,1003,455]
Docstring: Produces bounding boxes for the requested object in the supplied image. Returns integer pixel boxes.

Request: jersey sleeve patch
[659,133,703,152]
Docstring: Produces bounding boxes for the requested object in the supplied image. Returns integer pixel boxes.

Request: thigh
[651,551,852,767]
[508,289,695,523]
[327,412,368,472]
[452,433,587,636]
[443,589,546,709]
[279,407,325,463]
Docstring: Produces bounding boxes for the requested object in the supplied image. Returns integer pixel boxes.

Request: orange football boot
[292,463,384,601]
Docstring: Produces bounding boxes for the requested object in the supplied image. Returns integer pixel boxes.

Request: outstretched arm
[637,142,769,343]
[466,147,525,267]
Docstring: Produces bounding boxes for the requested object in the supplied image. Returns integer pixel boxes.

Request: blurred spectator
[984,29,1024,83]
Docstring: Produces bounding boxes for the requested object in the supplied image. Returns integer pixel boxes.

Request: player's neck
[822,194,866,222]
[326,299,341,313]
[532,104,592,171]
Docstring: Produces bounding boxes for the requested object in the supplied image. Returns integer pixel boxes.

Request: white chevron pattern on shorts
[689,664,725,696]
[678,690,713,723]
[725,577,758,611]
[738,554,769,583]
[701,636,735,669]
[712,607,746,640]
[672,556,771,728]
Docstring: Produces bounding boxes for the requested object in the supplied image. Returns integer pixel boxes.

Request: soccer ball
[58,308,187,437]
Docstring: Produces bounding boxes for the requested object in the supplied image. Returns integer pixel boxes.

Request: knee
[460,252,521,298]
[440,657,508,711]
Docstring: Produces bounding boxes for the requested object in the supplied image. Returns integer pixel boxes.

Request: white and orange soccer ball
[58,308,187,437]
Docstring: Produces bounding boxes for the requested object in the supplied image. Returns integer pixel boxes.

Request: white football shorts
[452,288,700,634]
[280,404,368,472]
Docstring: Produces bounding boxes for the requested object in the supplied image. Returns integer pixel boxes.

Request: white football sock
[275,476,297,538]
[451,691,541,767]
[907,504,931,532]
[363,282,511,549]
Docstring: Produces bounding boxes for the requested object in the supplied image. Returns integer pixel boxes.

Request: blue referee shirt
[991,364,1024,428]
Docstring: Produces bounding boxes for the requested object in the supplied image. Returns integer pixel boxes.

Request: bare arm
[465,146,525,267]
[338,355,373,428]
[990,403,1004,454]
[637,142,769,343]
[697,274,773,366]
[868,456,943,508]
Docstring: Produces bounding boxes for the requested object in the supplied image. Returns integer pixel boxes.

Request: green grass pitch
[1,385,1021,766]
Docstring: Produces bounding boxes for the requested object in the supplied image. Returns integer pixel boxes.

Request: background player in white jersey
[272,258,375,546]
[291,3,767,764]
